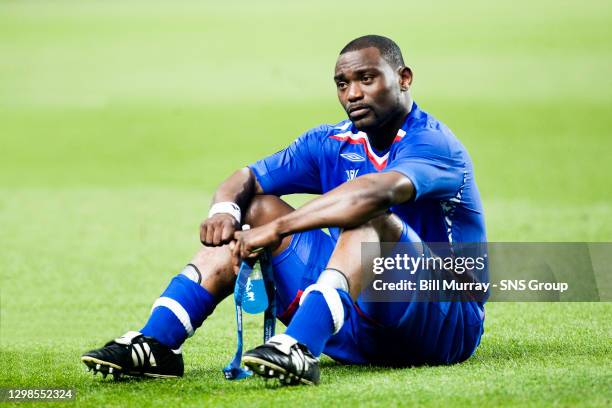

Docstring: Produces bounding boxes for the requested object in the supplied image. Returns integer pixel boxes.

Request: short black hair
[339,35,405,69]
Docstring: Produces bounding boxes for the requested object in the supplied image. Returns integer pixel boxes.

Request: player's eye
[336,82,348,90]
[362,76,374,84]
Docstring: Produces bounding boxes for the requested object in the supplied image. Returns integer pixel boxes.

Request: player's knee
[344,213,403,242]
[188,245,235,294]
[244,195,294,228]
[190,244,231,270]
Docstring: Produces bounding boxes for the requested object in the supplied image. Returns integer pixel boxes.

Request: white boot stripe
[151,297,194,336]
[131,348,139,367]
[149,351,157,367]
[142,342,150,355]
[142,342,156,367]
[134,343,145,365]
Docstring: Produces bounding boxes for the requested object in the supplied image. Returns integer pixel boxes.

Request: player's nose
[347,82,363,102]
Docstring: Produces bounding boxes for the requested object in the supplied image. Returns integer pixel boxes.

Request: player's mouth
[348,105,371,120]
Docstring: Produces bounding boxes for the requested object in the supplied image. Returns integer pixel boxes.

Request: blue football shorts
[270,221,485,366]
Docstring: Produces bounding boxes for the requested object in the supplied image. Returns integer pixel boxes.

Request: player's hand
[231,223,281,274]
[200,213,239,246]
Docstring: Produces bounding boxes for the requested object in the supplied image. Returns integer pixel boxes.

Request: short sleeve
[248,128,323,196]
[383,130,465,201]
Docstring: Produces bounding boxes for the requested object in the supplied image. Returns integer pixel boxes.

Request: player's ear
[398,66,413,91]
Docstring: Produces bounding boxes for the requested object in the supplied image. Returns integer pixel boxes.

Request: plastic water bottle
[242,264,269,314]
[240,224,269,314]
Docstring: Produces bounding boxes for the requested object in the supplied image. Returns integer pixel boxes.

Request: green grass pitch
[1,0,611,406]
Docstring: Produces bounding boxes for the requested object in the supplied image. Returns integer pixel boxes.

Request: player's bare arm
[200,167,262,246]
[232,171,414,261]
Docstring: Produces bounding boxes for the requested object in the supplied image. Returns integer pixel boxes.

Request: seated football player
[82,34,486,385]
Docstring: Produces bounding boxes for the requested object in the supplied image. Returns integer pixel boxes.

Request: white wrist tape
[300,283,345,334]
[208,202,241,224]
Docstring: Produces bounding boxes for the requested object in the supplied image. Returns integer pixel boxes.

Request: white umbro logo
[340,152,366,162]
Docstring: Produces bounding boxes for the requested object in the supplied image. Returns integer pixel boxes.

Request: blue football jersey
[249,102,486,244]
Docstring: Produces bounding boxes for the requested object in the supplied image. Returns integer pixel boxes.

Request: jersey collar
[331,102,417,171]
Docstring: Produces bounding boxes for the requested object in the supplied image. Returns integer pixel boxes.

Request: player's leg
[323,221,486,367]
[314,217,485,367]
[284,214,403,352]
[81,195,295,379]
[243,214,403,385]
[238,222,336,384]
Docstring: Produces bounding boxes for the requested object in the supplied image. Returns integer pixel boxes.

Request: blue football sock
[285,290,348,357]
[141,274,216,349]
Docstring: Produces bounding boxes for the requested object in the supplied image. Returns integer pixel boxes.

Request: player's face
[334,47,407,131]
